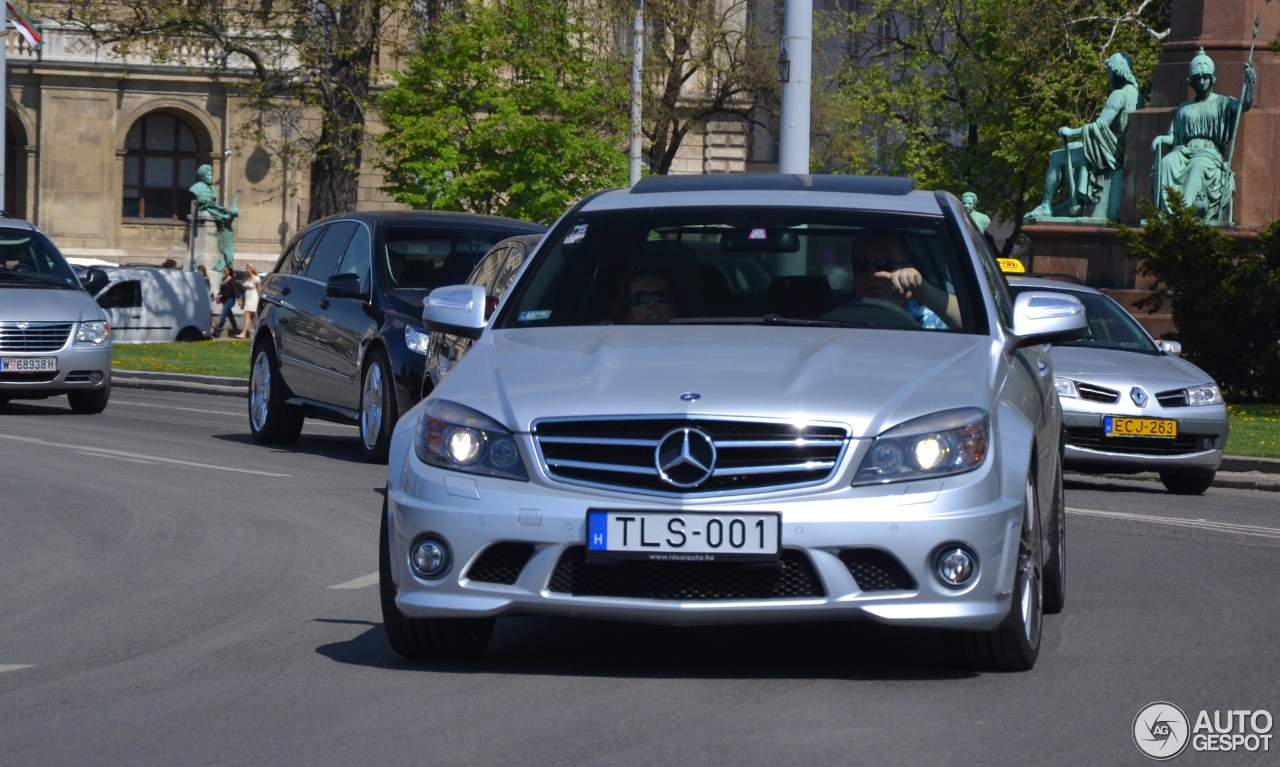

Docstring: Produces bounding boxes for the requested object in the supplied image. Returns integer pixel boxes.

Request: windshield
[0,229,80,288]
[498,207,980,333]
[1011,285,1159,354]
[382,224,533,291]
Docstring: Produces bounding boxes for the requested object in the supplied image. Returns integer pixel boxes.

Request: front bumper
[1062,408,1227,473]
[0,344,112,398]
[386,447,1027,633]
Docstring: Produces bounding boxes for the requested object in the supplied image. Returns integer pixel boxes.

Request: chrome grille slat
[533,416,849,496]
[1075,381,1119,403]
[0,321,73,353]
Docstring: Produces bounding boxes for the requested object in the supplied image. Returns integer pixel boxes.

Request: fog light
[1199,437,1214,450]
[934,545,977,589]
[89,372,103,384]
[410,536,451,579]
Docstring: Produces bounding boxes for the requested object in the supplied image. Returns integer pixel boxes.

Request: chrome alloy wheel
[1017,475,1043,648]
[360,360,386,451]
[249,349,271,433]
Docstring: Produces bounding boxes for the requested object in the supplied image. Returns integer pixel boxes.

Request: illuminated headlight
[853,408,989,485]
[1185,383,1223,406]
[76,320,109,345]
[1053,376,1078,398]
[404,325,430,355]
[415,398,528,480]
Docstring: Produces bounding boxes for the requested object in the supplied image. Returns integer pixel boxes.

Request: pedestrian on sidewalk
[211,266,243,338]
[237,263,261,339]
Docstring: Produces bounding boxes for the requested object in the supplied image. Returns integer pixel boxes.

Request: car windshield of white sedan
[501,209,978,332]
[1020,287,1159,354]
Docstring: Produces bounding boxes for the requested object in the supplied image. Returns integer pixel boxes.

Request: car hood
[1,284,104,322]
[431,326,1007,439]
[1049,345,1213,387]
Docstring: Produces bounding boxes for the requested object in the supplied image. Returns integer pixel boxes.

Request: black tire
[966,471,1042,672]
[175,327,205,342]
[67,384,110,414]
[359,348,397,464]
[1159,469,1215,495]
[1043,447,1067,615]
[379,497,494,661]
[248,339,304,444]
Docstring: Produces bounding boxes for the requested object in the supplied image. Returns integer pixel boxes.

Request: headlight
[1185,383,1223,406]
[405,325,430,355]
[76,320,109,345]
[414,398,528,481]
[853,408,989,485]
[1053,376,1078,398]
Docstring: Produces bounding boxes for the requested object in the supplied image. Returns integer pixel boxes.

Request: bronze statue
[1026,53,1140,221]
[962,192,990,232]
[190,164,239,271]
[1151,47,1256,223]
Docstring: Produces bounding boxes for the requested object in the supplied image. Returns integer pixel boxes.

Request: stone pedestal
[191,215,226,273]
[1120,0,1280,227]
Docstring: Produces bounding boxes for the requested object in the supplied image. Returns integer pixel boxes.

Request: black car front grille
[0,322,72,353]
[1075,382,1119,403]
[1156,389,1189,408]
[465,542,535,585]
[534,417,849,496]
[1065,425,1210,456]
[838,548,917,592]
[548,546,824,600]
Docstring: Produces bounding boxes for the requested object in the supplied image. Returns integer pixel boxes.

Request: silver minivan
[0,216,112,413]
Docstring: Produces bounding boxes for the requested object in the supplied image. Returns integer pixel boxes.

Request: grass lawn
[109,341,1280,460]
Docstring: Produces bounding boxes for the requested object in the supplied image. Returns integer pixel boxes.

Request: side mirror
[81,267,109,296]
[1159,339,1182,356]
[1008,291,1087,348]
[324,272,363,299]
[423,284,487,340]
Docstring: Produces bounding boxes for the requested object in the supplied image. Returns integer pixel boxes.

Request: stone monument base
[191,217,229,274]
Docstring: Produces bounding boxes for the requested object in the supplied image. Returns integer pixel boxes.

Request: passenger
[616,271,676,324]
[853,230,959,329]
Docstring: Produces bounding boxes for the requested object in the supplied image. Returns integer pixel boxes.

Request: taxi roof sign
[998,258,1026,274]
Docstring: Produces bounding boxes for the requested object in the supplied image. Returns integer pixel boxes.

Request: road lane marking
[1068,507,1280,540]
[330,573,379,590]
[0,665,36,674]
[0,434,291,477]
[112,398,358,430]
[74,450,152,464]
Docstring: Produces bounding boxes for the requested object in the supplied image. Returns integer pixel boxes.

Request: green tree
[57,0,397,223]
[375,0,629,223]
[1115,195,1280,402]
[812,0,1168,254]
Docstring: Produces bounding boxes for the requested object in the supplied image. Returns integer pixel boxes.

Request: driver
[853,230,957,330]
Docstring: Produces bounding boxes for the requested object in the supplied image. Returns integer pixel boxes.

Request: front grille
[465,542,535,585]
[548,545,824,600]
[534,417,849,496]
[0,322,72,353]
[1156,389,1188,408]
[1065,425,1211,456]
[838,548,916,592]
[1075,382,1119,403]
[0,371,58,383]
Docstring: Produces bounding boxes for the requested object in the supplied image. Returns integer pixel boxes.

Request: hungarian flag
[6,1,41,48]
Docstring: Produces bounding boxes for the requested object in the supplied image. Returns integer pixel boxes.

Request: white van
[93,267,212,343]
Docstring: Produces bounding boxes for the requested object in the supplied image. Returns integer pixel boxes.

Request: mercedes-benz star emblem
[1131,386,1149,407]
[655,427,716,488]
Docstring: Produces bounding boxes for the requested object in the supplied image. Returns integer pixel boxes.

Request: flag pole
[1,2,9,214]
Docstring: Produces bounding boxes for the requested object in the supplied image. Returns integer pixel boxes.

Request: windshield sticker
[519,310,552,322]
[564,224,588,244]
[749,228,767,240]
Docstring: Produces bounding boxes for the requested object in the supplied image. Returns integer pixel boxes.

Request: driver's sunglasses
[628,290,672,306]
[852,258,909,273]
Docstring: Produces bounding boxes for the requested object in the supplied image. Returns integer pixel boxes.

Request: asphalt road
[2,388,1278,766]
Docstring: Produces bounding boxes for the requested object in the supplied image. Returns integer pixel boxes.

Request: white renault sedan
[382,175,1086,671]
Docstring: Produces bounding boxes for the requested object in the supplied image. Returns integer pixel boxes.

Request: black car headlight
[853,408,989,485]
[415,398,528,481]
[404,325,430,355]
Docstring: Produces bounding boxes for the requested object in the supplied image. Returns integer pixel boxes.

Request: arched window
[122,113,201,220]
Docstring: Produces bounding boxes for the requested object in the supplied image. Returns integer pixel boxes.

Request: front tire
[1043,447,1066,615]
[248,338,304,444]
[379,497,494,661]
[68,384,110,414]
[359,348,397,463]
[967,471,1043,671]
[1159,469,1215,495]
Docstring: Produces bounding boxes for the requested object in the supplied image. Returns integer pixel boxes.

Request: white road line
[0,434,291,477]
[74,450,152,465]
[329,573,379,590]
[0,665,36,674]
[110,399,242,417]
[1068,507,1280,540]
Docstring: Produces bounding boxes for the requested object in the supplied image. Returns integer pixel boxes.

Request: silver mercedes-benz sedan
[1007,276,1229,495]
[382,174,1086,671]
